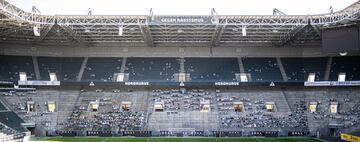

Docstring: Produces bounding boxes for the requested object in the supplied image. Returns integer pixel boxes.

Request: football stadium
[0,0,360,141]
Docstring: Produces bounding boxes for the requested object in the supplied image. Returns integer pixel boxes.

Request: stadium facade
[0,0,360,142]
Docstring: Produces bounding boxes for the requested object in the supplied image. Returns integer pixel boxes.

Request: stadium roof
[6,0,358,15]
[0,0,359,48]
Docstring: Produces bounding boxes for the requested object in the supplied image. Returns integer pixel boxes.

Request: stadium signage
[215,82,239,86]
[161,18,204,23]
[124,82,149,86]
[304,81,330,86]
[0,81,13,84]
[151,16,214,24]
[304,81,360,86]
[18,81,60,86]
[331,81,360,86]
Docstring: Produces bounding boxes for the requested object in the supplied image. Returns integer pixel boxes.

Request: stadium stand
[38,57,83,81]
[0,123,16,135]
[301,57,328,81]
[0,101,6,111]
[217,88,305,132]
[5,89,151,132]
[281,57,328,81]
[330,56,360,81]
[0,87,360,139]
[1,55,360,83]
[38,57,62,81]
[281,58,305,81]
[0,55,35,81]
[82,57,123,82]
[67,111,146,131]
[59,58,84,81]
[185,58,239,82]
[284,87,360,137]
[0,122,20,142]
[0,111,26,132]
[242,58,283,82]
[0,0,359,141]
[126,58,179,81]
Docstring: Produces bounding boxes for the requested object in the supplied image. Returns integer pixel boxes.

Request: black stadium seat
[330,56,360,81]
[185,58,239,82]
[126,58,179,82]
[0,55,36,81]
[242,58,282,82]
[281,57,328,81]
[83,57,123,82]
[38,57,83,81]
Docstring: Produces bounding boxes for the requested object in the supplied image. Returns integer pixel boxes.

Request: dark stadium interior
[242,58,283,82]
[330,56,360,81]
[83,57,123,82]
[126,58,180,81]
[185,58,239,82]
[2,55,360,82]
[0,56,36,81]
[38,57,83,81]
[281,57,328,81]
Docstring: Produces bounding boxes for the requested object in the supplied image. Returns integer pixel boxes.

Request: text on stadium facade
[160,18,205,23]
[304,81,360,86]
[215,82,239,86]
[124,82,149,86]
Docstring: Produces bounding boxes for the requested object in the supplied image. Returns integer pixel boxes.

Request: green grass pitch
[32,137,324,142]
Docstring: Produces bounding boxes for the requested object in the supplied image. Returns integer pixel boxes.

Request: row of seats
[83,58,122,82]
[2,88,360,136]
[185,58,239,82]
[1,55,360,82]
[126,58,179,81]
[330,56,360,81]
[0,112,26,132]
[38,57,83,81]
[242,58,282,82]
[0,101,6,111]
[0,56,35,81]
[281,57,327,81]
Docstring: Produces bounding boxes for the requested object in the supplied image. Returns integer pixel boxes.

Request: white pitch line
[100,137,110,142]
